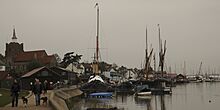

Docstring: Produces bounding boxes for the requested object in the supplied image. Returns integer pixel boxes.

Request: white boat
[135,85,152,96]
[137,91,152,96]
[88,75,104,83]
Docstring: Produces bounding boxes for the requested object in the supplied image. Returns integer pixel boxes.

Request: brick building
[5,28,57,75]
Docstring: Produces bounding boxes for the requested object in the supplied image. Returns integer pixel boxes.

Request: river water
[69,82,220,110]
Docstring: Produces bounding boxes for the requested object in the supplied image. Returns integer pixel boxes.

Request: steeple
[12,27,18,42]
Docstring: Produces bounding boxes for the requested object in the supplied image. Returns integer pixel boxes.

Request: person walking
[43,80,49,94]
[10,79,20,107]
[32,78,43,106]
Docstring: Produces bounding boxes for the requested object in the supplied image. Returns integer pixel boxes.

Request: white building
[124,69,137,80]
[66,63,84,76]
[103,68,121,82]
[0,60,5,71]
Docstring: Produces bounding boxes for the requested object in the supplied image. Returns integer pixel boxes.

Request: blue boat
[89,92,113,98]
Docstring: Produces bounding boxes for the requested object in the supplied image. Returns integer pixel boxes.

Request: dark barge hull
[80,80,113,94]
[133,79,172,95]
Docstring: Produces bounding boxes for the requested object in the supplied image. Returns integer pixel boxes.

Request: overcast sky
[0,0,220,74]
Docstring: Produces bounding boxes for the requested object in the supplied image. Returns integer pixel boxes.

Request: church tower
[5,27,24,66]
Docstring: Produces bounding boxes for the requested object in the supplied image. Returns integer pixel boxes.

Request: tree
[60,52,82,68]
[53,53,62,64]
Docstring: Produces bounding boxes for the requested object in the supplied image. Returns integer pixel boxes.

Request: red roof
[38,55,56,65]
[14,50,56,65]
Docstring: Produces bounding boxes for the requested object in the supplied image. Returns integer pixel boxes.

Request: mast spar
[95,3,99,63]
[146,26,148,57]
[158,24,166,77]
[145,26,148,79]
[93,3,100,75]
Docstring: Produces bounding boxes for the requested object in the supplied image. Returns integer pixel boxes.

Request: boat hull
[136,92,152,96]
[89,92,113,98]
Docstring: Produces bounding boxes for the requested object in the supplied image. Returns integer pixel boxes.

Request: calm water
[69,82,220,110]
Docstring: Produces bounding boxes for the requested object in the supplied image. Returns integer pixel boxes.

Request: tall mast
[95,3,99,63]
[93,3,100,75]
[158,24,166,77]
[158,24,161,53]
[198,61,202,75]
[146,26,148,57]
[145,26,149,79]
[184,61,186,75]
[158,24,162,73]
[145,26,148,69]
[154,53,156,71]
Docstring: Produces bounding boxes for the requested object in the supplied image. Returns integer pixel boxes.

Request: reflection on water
[68,82,220,110]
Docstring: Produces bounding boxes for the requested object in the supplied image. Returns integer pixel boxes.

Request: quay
[0,91,52,110]
[0,86,83,110]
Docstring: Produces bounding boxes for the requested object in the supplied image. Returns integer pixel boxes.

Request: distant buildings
[124,69,138,80]
[0,27,145,89]
[66,63,84,76]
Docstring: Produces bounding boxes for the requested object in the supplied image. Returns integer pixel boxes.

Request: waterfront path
[0,91,52,110]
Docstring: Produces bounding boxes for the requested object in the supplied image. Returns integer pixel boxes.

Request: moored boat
[135,85,151,96]
[80,3,113,96]
[89,92,113,98]
[136,91,151,96]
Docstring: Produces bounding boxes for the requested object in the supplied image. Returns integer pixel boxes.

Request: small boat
[187,75,203,83]
[204,78,214,82]
[89,92,113,98]
[135,85,151,96]
[136,90,151,96]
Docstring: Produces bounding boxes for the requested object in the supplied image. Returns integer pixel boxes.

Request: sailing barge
[80,3,113,96]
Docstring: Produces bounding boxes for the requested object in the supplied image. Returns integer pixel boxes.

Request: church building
[5,28,57,75]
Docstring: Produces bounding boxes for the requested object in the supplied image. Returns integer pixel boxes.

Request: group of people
[10,78,49,107]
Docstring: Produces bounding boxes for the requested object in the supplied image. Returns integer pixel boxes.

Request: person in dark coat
[10,79,20,107]
[43,80,49,94]
[32,78,43,106]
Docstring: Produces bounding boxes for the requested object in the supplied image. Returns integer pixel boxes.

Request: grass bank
[0,88,29,107]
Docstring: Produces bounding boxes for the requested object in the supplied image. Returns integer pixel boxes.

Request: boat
[205,74,220,82]
[150,78,172,95]
[175,62,189,84]
[136,91,151,96]
[80,3,113,95]
[135,25,172,95]
[204,78,214,82]
[193,62,204,83]
[88,75,104,83]
[149,25,172,95]
[115,80,136,94]
[135,85,151,96]
[89,92,113,98]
